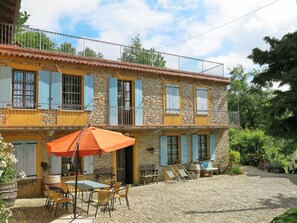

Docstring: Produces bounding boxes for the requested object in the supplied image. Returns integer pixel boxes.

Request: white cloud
[207,52,255,76]
[156,0,200,10]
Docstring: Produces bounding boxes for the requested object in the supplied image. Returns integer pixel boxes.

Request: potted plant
[0,135,18,207]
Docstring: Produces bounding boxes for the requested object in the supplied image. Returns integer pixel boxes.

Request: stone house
[0,22,238,197]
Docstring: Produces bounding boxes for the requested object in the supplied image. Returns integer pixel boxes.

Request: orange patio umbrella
[46,126,135,157]
[46,124,135,219]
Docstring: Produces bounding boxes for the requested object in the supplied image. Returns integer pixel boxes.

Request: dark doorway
[116,145,134,184]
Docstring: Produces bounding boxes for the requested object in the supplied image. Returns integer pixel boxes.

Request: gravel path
[10,166,297,223]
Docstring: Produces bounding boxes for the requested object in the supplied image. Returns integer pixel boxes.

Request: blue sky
[21,0,297,75]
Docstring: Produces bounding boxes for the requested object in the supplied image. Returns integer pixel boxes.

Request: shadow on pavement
[10,205,70,223]
[185,193,297,215]
[244,166,297,186]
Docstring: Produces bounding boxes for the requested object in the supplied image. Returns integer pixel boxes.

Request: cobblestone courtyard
[10,166,297,223]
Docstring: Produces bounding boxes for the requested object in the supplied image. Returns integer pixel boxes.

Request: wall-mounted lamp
[41,162,48,171]
[146,147,155,154]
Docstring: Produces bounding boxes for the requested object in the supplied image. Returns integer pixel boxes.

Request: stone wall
[0,59,230,186]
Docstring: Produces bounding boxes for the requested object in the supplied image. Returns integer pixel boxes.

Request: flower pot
[188,163,200,179]
[0,180,18,207]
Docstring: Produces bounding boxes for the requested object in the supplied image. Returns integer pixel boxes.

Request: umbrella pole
[72,124,90,219]
[73,144,79,219]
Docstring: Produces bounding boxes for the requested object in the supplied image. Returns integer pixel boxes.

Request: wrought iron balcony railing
[0,22,224,76]
[0,102,239,128]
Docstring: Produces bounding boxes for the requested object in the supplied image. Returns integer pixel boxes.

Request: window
[167,136,178,165]
[62,74,82,110]
[12,70,36,109]
[198,135,207,161]
[166,84,179,114]
[61,157,82,175]
[50,155,93,176]
[118,80,132,125]
[196,87,208,115]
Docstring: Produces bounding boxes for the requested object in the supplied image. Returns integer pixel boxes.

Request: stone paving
[9,166,297,223]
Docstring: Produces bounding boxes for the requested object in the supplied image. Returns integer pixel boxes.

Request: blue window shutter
[172,85,179,113]
[109,77,118,125]
[135,80,143,125]
[84,75,94,111]
[50,154,61,175]
[0,66,12,108]
[38,70,50,109]
[166,84,179,114]
[181,135,187,164]
[197,88,208,115]
[160,136,168,166]
[13,141,37,176]
[24,142,37,176]
[192,134,199,162]
[83,156,94,174]
[210,133,215,160]
[165,85,171,112]
[51,72,61,110]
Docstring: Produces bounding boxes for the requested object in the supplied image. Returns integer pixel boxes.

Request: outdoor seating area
[163,162,218,182]
[173,164,194,180]
[40,179,132,221]
[163,165,185,182]
[9,166,296,223]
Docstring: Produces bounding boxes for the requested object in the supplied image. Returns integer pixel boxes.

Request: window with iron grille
[198,135,207,161]
[167,136,179,165]
[12,70,36,109]
[62,74,82,110]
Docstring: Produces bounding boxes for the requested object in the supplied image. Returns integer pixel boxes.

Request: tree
[248,31,297,140]
[14,11,57,51]
[78,47,103,58]
[120,34,166,67]
[16,11,30,33]
[15,31,57,51]
[227,65,271,129]
[58,42,76,55]
[229,128,270,165]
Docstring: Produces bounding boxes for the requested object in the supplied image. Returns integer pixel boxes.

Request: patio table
[65,180,109,209]
[65,180,109,191]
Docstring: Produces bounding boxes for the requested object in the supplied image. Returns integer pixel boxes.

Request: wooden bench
[200,168,218,177]
[94,167,115,183]
[140,164,159,185]
[200,161,219,177]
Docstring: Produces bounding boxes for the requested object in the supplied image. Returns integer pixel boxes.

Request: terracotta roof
[0,45,230,84]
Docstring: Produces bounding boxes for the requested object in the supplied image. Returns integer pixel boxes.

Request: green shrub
[268,160,285,173]
[271,208,297,223]
[0,198,12,223]
[229,150,240,167]
[227,166,244,175]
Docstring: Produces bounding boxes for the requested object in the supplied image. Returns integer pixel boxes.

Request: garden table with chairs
[65,180,110,209]
[45,179,131,220]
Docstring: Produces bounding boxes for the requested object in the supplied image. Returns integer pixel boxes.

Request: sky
[20,0,297,76]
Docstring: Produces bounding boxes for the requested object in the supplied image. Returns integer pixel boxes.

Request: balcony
[0,22,224,76]
[0,103,239,129]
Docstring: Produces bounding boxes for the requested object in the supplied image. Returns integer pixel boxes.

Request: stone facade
[0,53,231,196]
